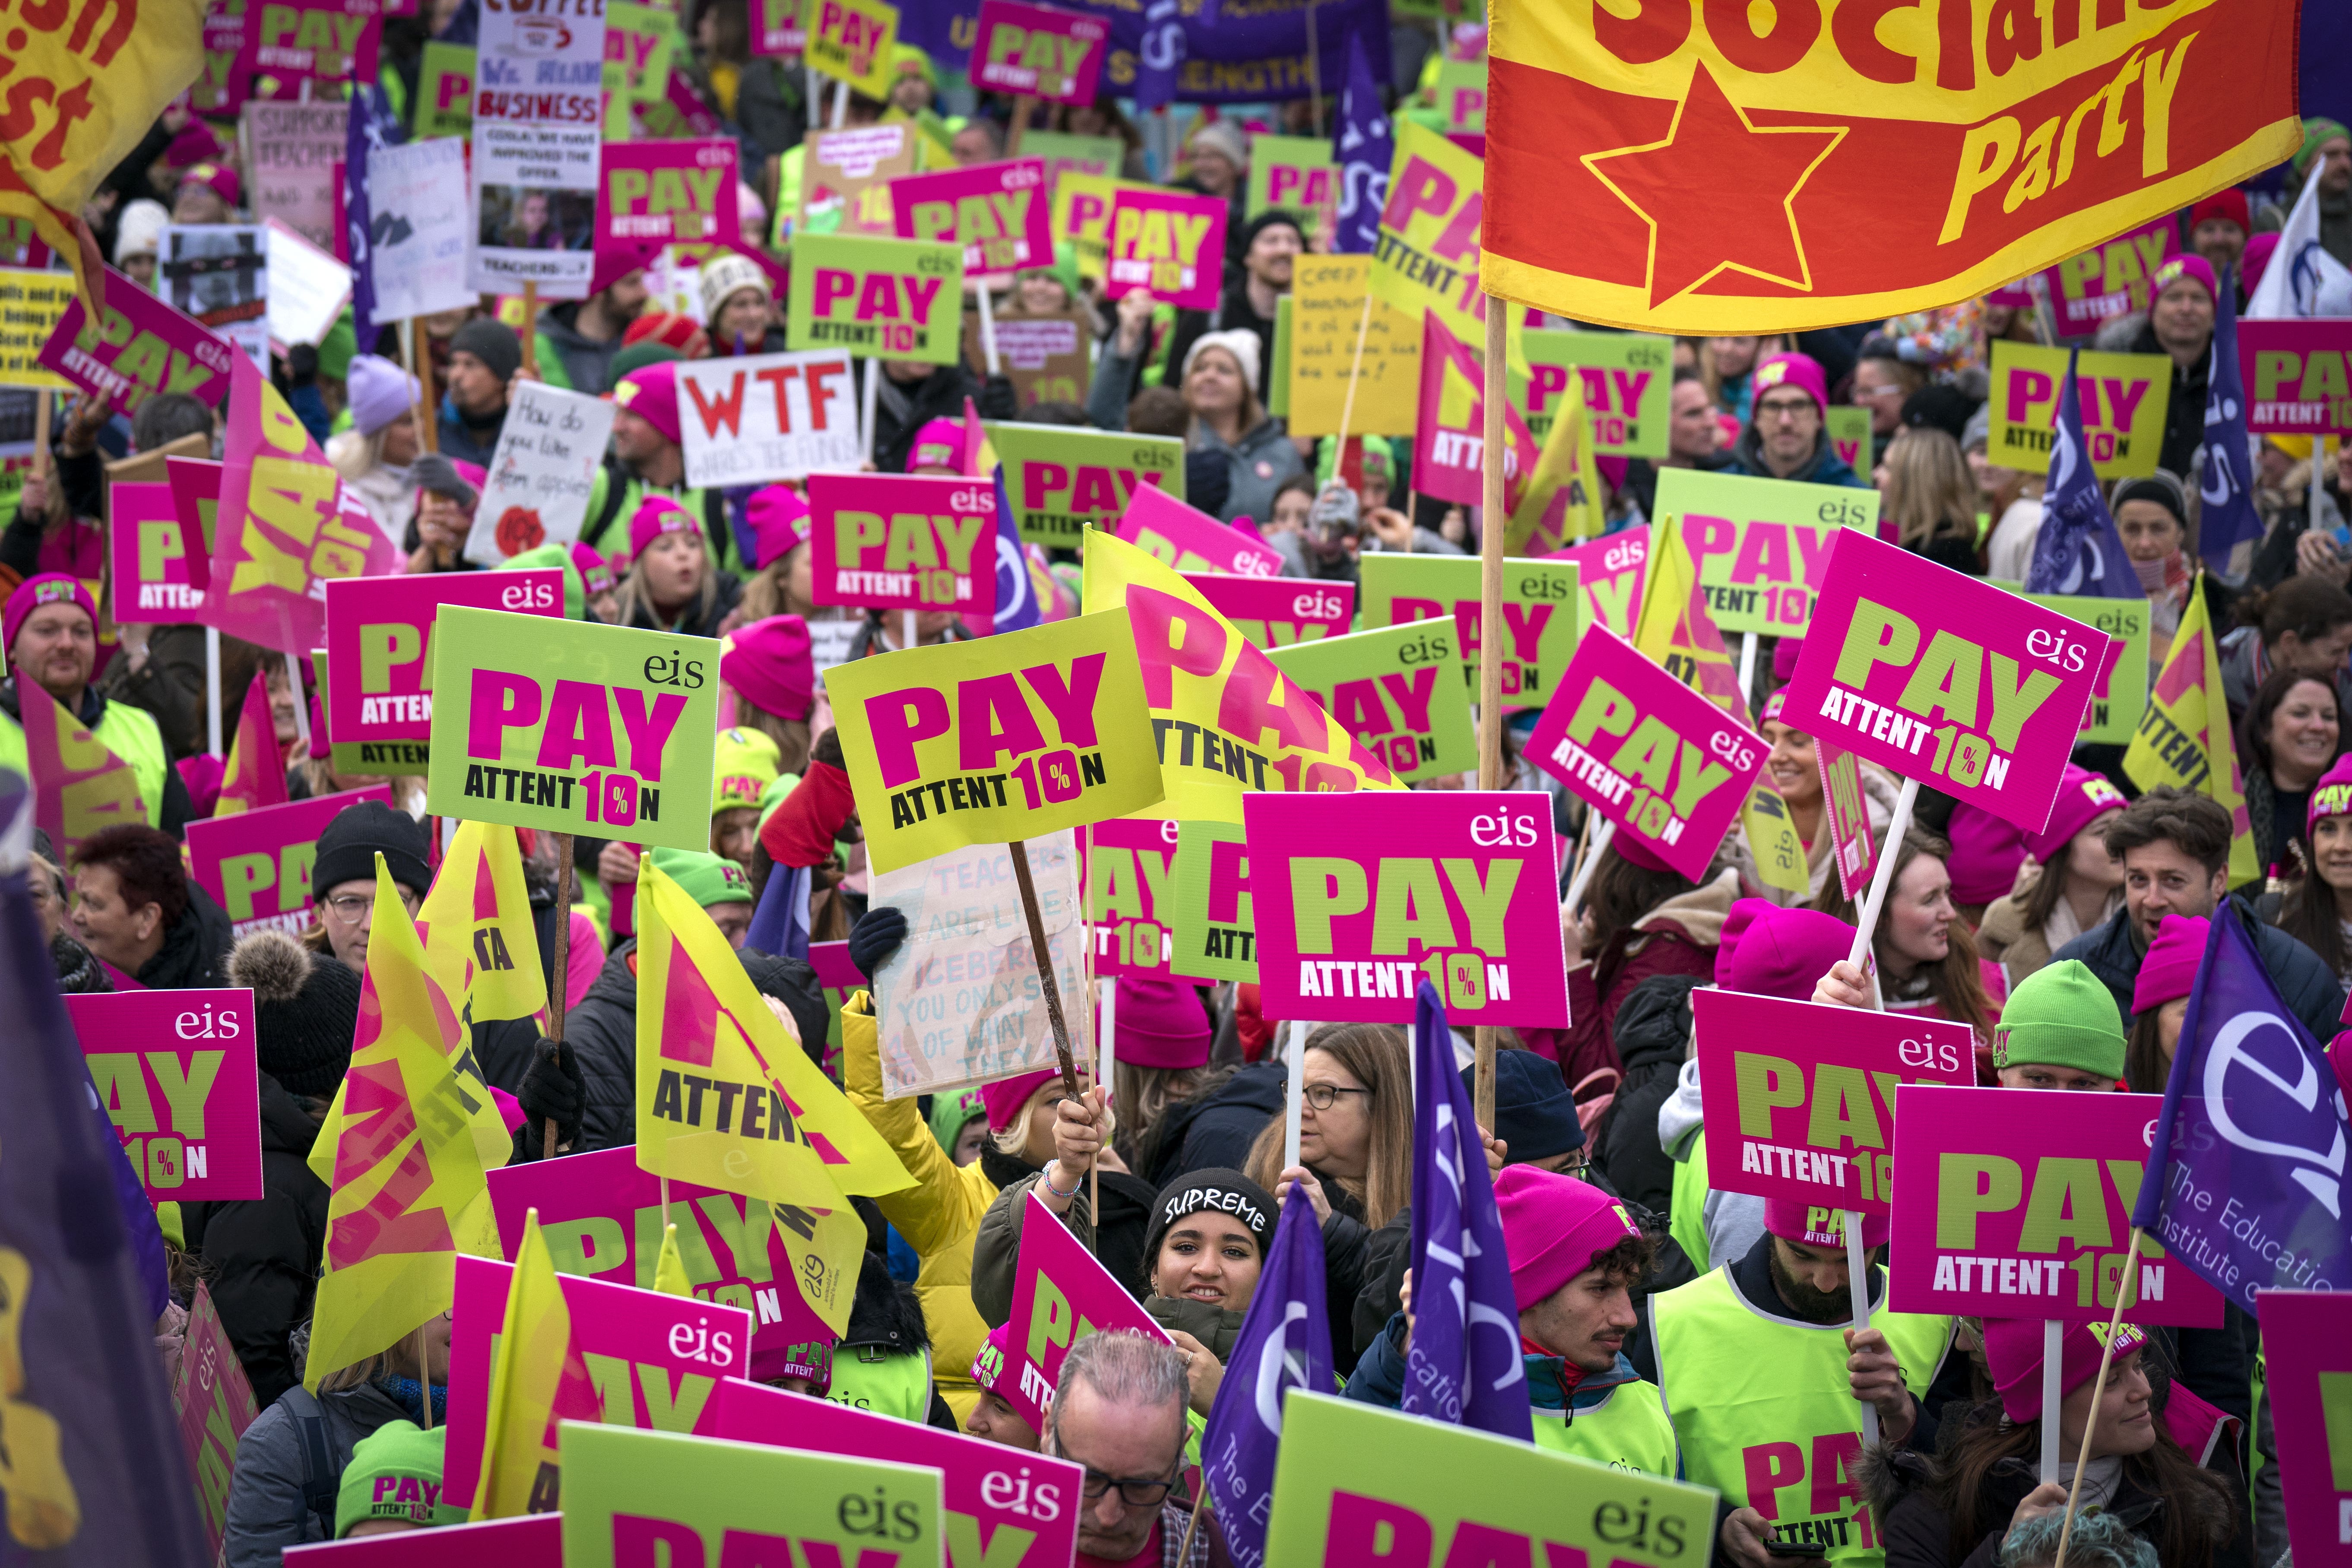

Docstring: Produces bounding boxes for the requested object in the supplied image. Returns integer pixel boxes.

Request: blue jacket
[1343,1309,1655,1435]
[1719,427,1866,488]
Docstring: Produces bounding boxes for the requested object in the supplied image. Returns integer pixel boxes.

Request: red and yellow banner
[1485,2,2301,333]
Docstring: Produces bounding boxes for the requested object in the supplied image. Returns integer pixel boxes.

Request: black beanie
[1145,1167,1277,1263]
[738,949,829,1067]
[313,801,431,902]
[231,930,361,1096]
[1460,1051,1585,1164]
[450,317,522,384]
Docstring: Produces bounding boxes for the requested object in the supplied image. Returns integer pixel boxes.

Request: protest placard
[807,472,998,617]
[1267,1392,1718,1568]
[1827,405,1873,475]
[2036,219,2177,342]
[175,1282,259,1561]
[2022,591,2148,746]
[894,158,1052,276]
[1168,819,1253,982]
[1113,485,1282,579]
[1286,254,1418,437]
[326,573,563,773]
[1516,330,1670,459]
[2258,1291,2352,1568]
[1692,988,1979,1215]
[1267,618,1477,786]
[985,421,1183,547]
[1103,187,1227,312]
[469,0,604,299]
[365,136,473,322]
[968,311,1088,409]
[710,1378,1086,1568]
[1083,817,1177,977]
[37,264,240,414]
[425,606,720,851]
[1816,740,1875,901]
[786,232,964,363]
[1785,530,2104,831]
[1247,134,1334,245]
[1371,120,1487,342]
[467,381,617,567]
[824,612,1163,873]
[1247,790,1567,1026]
[869,832,1088,1098]
[969,0,1105,101]
[1049,172,1149,281]
[441,1254,754,1509]
[1020,131,1122,199]
[1545,528,1648,638]
[241,101,348,251]
[1987,341,2175,480]
[168,456,223,587]
[161,225,271,367]
[798,124,915,236]
[999,1193,1172,1426]
[2240,321,2352,435]
[805,0,897,97]
[1887,1085,2224,1328]
[416,40,475,135]
[1358,553,1581,713]
[110,482,204,623]
[0,270,73,389]
[602,0,677,122]
[263,220,351,353]
[1182,574,1352,652]
[239,0,377,101]
[597,140,738,281]
[1434,57,1487,130]
[285,1516,561,1565]
[1652,471,1878,637]
[1416,311,1535,509]
[194,0,250,117]
[674,350,861,486]
[188,786,397,935]
[67,989,263,1203]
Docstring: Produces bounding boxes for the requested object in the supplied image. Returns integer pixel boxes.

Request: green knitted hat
[651,846,753,908]
[334,1420,463,1537]
[497,543,585,620]
[1991,960,2125,1079]
[611,340,684,383]
[2298,117,2350,175]
[317,310,358,381]
[929,1087,986,1153]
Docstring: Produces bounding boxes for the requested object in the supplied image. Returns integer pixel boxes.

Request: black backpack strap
[277,1386,343,1539]
[583,464,631,555]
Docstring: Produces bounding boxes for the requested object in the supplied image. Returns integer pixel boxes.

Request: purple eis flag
[1400,979,1532,1441]
[2196,261,2263,570]
[1201,1184,1332,1568]
[2026,347,2140,600]
[1329,32,1391,257]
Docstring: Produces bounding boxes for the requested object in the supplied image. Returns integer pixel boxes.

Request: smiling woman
[2238,668,2348,877]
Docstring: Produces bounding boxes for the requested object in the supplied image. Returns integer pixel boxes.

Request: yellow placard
[1053,174,1156,283]
[1986,341,2176,481]
[1285,255,1419,438]
[1370,120,1486,344]
[802,0,898,101]
[0,270,73,389]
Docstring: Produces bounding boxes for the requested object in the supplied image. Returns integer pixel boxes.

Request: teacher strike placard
[1527,624,1766,882]
[1887,1086,2224,1329]
[1104,187,1227,312]
[1652,470,1879,637]
[1692,990,1978,1215]
[1113,485,1284,579]
[999,1194,1171,1428]
[892,158,1053,276]
[675,351,862,486]
[822,611,1163,873]
[188,785,398,939]
[985,422,1184,548]
[1246,791,1568,1026]
[2260,1292,2352,1568]
[1358,554,1581,713]
[1169,819,1254,983]
[1268,619,1479,786]
[110,481,206,622]
[67,990,263,1204]
[786,232,964,364]
[2239,321,2352,436]
[807,472,998,618]
[1986,342,2176,481]
[1084,817,1179,976]
[425,608,720,851]
[1546,528,1648,638]
[325,571,565,775]
[1784,531,2105,832]
[1182,575,1353,651]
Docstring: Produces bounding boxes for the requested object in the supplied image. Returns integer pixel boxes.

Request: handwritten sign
[1987,340,2175,480]
[0,270,73,389]
[1268,618,1477,786]
[675,349,861,486]
[1168,818,1253,983]
[799,124,914,236]
[2239,320,2352,436]
[1653,471,1878,637]
[893,158,1052,276]
[188,786,397,935]
[807,471,999,617]
[467,380,618,567]
[367,135,474,321]
[111,481,205,623]
[973,312,1089,409]
[969,0,1105,102]
[1516,329,1671,459]
[2037,218,2177,342]
[786,231,964,364]
[1285,255,1417,437]
[998,1194,1171,1427]
[67,989,263,1203]
[983,421,1182,548]
[1544,529,1648,638]
[1358,553,1581,713]
[1181,573,1353,652]
[242,100,349,250]
[1104,187,1227,312]
[1113,485,1283,578]
[326,573,564,773]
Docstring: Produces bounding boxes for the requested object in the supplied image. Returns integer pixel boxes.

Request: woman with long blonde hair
[1878,425,1984,573]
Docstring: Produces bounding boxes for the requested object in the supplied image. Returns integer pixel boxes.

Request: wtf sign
[674,351,861,486]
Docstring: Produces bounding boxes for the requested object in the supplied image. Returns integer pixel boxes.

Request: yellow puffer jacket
[842,990,1000,1421]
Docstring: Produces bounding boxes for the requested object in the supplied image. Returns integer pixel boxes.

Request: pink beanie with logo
[749,485,810,570]
[1751,352,1829,419]
[1763,1200,1889,1251]
[2026,765,2130,863]
[1984,1316,2148,1423]
[628,495,700,560]
[614,361,682,445]
[3,573,96,654]
[1494,1164,1645,1311]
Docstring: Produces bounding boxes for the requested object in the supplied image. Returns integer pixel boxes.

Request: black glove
[976,374,1018,420]
[847,905,908,982]
[286,343,319,388]
[515,1037,585,1155]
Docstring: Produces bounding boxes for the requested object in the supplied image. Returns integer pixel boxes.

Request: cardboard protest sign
[467,381,618,567]
[893,158,1052,276]
[1371,120,1487,341]
[1267,619,1477,786]
[1358,553,1582,713]
[970,311,1089,409]
[188,786,397,936]
[36,265,239,414]
[824,611,1163,873]
[174,1282,260,1561]
[807,472,999,617]
[1113,485,1283,579]
[786,232,964,363]
[160,225,270,368]
[469,0,604,299]
[984,421,1183,548]
[1247,790,1567,1026]
[1887,1085,2224,1328]
[0,270,73,389]
[869,831,1089,1098]
[2023,591,2148,746]
[67,990,263,1203]
[710,1378,1087,1568]
[365,135,473,321]
[597,141,738,283]
[1987,341,2175,480]
[415,40,475,136]
[1181,574,1352,653]
[241,101,349,250]
[1286,254,1419,437]
[239,4,377,101]
[1785,530,2104,832]
[804,0,897,98]
[1268,1392,1716,1568]
[2240,321,2352,436]
[1545,528,1648,638]
[1082,817,1178,977]
[1516,329,1671,459]
[1653,471,1879,637]
[798,124,915,236]
[969,0,1105,102]
[326,573,565,773]
[1692,988,1978,1215]
[1816,741,1875,902]
[441,1254,754,1509]
[285,1516,560,1565]
[425,606,720,852]
[2037,218,2178,342]
[2259,1291,2352,1568]
[111,481,205,622]
[674,350,861,486]
[1247,134,1334,246]
[263,220,352,353]
[1168,819,1254,982]
[999,1193,1172,1427]
[1103,187,1227,312]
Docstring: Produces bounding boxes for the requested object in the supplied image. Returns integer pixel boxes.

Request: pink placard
[239,0,381,96]
[2260,1290,2352,1568]
[187,785,395,940]
[486,1145,842,1374]
[596,139,742,286]
[969,0,1108,104]
[749,0,806,53]
[66,989,263,1203]
[1114,485,1284,579]
[323,572,565,749]
[999,1193,1169,1428]
[111,481,206,624]
[2238,320,2352,436]
[1815,740,1875,903]
[1886,1085,2224,1329]
[167,456,222,592]
[1543,529,1648,638]
[1525,623,1765,882]
[37,265,240,415]
[175,1282,260,1560]
[441,1254,753,1510]
[808,939,862,990]
[1103,187,1227,312]
[709,1378,1086,1567]
[1782,530,2101,833]
[1691,988,1979,1216]
[892,158,1052,276]
[1083,817,1179,976]
[1179,573,1352,651]
[1244,790,1569,1027]
[806,472,1000,616]
[2036,217,2177,340]
[285,1514,562,1565]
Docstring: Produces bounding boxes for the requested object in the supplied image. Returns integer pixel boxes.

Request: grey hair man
[1043,1331,1224,1567]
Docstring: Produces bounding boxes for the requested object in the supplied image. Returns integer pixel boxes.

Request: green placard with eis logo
[1357,554,1582,713]
[982,421,1185,548]
[1268,617,1477,784]
[2022,590,2149,746]
[1167,818,1254,984]
[1513,329,1673,458]
[787,232,965,365]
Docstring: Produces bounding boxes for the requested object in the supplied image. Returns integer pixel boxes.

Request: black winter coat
[867,361,1016,475]
[1593,974,1702,1218]
[139,883,236,990]
[569,941,641,1152]
[1138,1062,1284,1188]
[2050,898,2343,1046]
[2128,318,2211,481]
[181,1074,330,1409]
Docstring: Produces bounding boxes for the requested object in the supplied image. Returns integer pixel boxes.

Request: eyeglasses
[1756,398,1818,423]
[1302,1083,1371,1111]
[322,890,420,922]
[1074,1465,1180,1509]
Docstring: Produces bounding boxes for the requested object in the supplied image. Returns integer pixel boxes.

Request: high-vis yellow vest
[0,694,171,831]
[1653,1265,1953,1565]
[1531,1377,1682,1479]
[826,1345,932,1425]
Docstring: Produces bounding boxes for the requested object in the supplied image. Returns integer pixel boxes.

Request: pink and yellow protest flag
[415,819,547,1172]
[1505,365,1601,555]
[1414,312,1538,515]
[2125,576,2259,885]
[213,671,289,818]
[469,1210,594,1520]
[17,676,149,859]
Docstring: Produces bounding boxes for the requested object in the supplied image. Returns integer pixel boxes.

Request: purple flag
[0,773,214,1563]
[1133,0,1186,114]
[1200,1185,1331,1568]
[1400,980,1532,1441]
[2026,347,2141,599]
[1330,33,1391,257]
[2197,264,2263,569]
[2133,906,2352,1313]
[990,465,1043,634]
[343,82,403,347]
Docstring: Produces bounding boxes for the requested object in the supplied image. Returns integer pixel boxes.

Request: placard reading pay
[1887,1085,2223,1328]
[1784,530,2104,832]
[326,571,565,775]
[1357,554,1580,713]
[1168,819,1253,983]
[1084,817,1178,975]
[1180,575,1353,651]
[808,472,998,618]
[1652,470,1878,636]
[1692,989,1978,1214]
[1246,791,1566,1026]
[188,785,396,939]
[67,990,263,1203]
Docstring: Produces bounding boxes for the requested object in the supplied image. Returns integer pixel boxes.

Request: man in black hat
[437,318,523,469]
[1153,210,1302,413]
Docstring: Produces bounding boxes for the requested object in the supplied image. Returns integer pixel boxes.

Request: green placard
[1357,555,1582,713]
[1268,293,1291,418]
[1021,130,1125,188]
[787,232,965,364]
[1169,817,1254,983]
[1650,469,1880,636]
[983,421,1185,548]
[1433,58,1487,131]
[1824,404,1873,477]
[2024,591,2149,745]
[1268,617,1476,784]
[1246,133,1334,246]
[425,607,718,852]
[415,41,474,137]
[1514,329,1672,459]
[602,1,679,136]
[1266,1392,1716,1567]
[558,1422,945,1568]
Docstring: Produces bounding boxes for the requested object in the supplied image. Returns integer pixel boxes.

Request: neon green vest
[1654,1265,1952,1565]
[582,469,740,579]
[1531,1378,1681,1479]
[1669,1128,1711,1271]
[825,1346,932,1424]
[0,693,171,830]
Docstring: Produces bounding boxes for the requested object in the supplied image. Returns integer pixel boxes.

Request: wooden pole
[1008,839,1081,1094]
[415,318,440,454]
[2051,1228,2144,1568]
[31,393,51,483]
[1332,290,1376,457]
[520,282,540,378]
[1008,96,1035,156]
[1473,298,1506,1132]
[544,833,573,1160]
